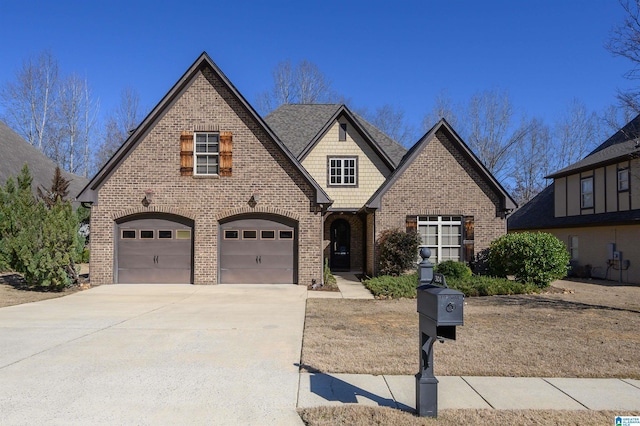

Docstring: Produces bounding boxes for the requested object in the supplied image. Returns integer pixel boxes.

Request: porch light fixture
[251,190,261,203]
[143,189,154,207]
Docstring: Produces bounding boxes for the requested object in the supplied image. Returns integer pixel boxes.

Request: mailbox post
[416,247,464,417]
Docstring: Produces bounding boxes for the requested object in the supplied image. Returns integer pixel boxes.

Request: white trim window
[329,157,357,186]
[618,168,629,192]
[417,216,462,264]
[569,235,579,260]
[580,177,593,208]
[195,132,219,175]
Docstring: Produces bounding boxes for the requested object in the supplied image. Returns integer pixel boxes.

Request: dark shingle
[0,120,88,199]
[264,104,407,166]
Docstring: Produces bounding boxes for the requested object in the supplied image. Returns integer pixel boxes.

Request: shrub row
[362,272,540,299]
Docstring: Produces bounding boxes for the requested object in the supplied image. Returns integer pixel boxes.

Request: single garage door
[220,215,296,284]
[116,214,193,284]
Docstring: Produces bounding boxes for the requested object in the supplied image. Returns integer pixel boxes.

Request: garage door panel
[220,216,296,284]
[117,216,193,284]
[220,268,294,284]
[118,268,191,284]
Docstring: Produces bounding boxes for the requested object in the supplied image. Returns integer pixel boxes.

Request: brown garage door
[220,216,296,284]
[116,215,193,284]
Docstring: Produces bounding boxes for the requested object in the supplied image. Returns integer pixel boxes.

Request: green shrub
[322,258,338,290]
[363,272,540,298]
[435,260,472,279]
[447,276,540,297]
[363,273,418,298]
[489,232,570,288]
[0,165,80,290]
[377,228,420,276]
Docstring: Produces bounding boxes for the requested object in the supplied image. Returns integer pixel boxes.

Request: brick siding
[90,67,322,285]
[372,129,507,272]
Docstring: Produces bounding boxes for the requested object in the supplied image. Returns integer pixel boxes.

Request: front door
[330,219,350,271]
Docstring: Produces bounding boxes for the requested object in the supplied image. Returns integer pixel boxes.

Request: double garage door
[116,214,296,284]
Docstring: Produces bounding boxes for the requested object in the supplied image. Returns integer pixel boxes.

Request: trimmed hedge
[362,272,539,299]
[435,260,472,279]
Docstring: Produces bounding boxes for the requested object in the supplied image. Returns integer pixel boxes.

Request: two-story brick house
[78,52,516,285]
[508,115,640,284]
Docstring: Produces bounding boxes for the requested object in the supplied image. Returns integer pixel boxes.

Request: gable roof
[547,113,640,178]
[264,104,407,168]
[77,52,331,205]
[366,119,517,211]
[0,120,88,199]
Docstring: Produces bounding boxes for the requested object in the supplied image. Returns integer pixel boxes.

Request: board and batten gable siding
[90,67,322,285]
[553,158,639,217]
[374,129,506,268]
[301,118,392,209]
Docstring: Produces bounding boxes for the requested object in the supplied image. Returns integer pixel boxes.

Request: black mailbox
[417,285,464,326]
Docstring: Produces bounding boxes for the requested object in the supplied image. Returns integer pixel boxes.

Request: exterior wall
[90,68,323,285]
[373,129,507,272]
[538,225,640,284]
[301,118,392,209]
[323,213,365,272]
[555,159,639,217]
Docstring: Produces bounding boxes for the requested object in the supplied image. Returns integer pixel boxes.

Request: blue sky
[0,0,633,141]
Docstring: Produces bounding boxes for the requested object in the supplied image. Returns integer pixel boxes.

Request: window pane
[158,230,172,239]
[224,230,239,240]
[261,230,275,239]
[243,230,257,239]
[176,230,191,240]
[121,230,136,239]
[140,230,154,239]
[279,230,293,239]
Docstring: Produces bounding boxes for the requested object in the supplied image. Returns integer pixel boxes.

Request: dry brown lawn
[0,265,90,308]
[301,279,640,378]
[299,406,637,426]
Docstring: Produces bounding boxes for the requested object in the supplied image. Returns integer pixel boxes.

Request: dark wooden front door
[116,215,193,284]
[219,215,297,284]
[330,219,350,271]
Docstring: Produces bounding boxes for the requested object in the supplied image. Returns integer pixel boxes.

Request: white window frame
[328,157,357,186]
[417,216,462,264]
[194,132,220,176]
[569,235,579,260]
[618,168,629,192]
[581,177,593,209]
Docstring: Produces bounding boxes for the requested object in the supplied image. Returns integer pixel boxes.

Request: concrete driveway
[0,284,307,425]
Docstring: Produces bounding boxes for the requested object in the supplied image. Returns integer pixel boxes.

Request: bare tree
[0,50,59,150]
[607,0,640,112]
[510,118,551,205]
[362,104,416,146]
[255,59,339,114]
[422,90,461,131]
[94,87,144,169]
[50,74,100,176]
[551,99,600,172]
[464,89,532,182]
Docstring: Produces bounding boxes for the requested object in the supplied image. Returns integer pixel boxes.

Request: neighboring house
[77,52,516,285]
[0,120,88,199]
[508,114,640,284]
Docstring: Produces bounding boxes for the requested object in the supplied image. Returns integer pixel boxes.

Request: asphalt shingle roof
[0,120,88,199]
[264,104,407,166]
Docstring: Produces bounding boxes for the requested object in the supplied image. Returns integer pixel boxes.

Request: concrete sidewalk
[307,272,374,299]
[298,373,640,412]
